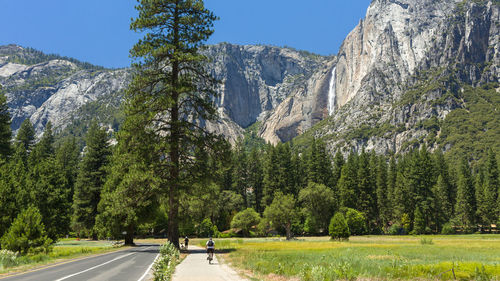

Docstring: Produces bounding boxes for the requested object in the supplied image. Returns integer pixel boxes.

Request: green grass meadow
[0,239,123,274]
[196,235,500,280]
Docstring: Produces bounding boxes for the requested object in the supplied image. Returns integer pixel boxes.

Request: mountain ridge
[1,0,499,160]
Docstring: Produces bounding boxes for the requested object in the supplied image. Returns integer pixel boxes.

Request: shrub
[1,207,53,255]
[197,218,219,238]
[345,208,367,235]
[0,250,19,268]
[230,208,261,237]
[218,233,230,238]
[329,213,350,240]
[474,265,492,281]
[420,238,434,245]
[441,223,455,234]
[401,213,411,233]
[387,223,405,235]
[153,242,180,281]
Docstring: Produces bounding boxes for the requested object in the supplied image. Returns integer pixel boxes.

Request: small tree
[345,208,367,236]
[298,182,336,234]
[230,208,261,237]
[329,212,350,241]
[401,213,411,233]
[1,207,52,255]
[197,218,218,238]
[413,207,426,235]
[263,192,297,240]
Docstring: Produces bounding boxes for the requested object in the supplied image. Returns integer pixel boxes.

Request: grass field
[0,239,124,274]
[193,235,500,280]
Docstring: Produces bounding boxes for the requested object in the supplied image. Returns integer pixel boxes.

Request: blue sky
[0,0,371,68]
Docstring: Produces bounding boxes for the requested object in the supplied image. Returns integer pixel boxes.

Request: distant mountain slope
[0,45,130,138]
[0,44,331,144]
[294,0,500,160]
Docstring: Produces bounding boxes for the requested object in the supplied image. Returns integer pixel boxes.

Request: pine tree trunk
[167,3,181,249]
[124,226,135,245]
[285,223,292,240]
[168,183,179,248]
[167,98,180,248]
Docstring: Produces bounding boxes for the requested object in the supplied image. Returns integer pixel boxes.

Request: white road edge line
[54,252,135,281]
[54,245,156,281]
[137,252,160,281]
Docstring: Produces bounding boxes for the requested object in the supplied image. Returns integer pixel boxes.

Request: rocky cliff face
[0,45,130,138]
[305,0,500,155]
[0,44,331,143]
[333,0,461,109]
[203,44,332,144]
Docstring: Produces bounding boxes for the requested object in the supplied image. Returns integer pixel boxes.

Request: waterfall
[328,66,337,116]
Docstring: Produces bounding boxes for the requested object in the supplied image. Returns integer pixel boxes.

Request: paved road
[172,246,247,281]
[0,244,159,281]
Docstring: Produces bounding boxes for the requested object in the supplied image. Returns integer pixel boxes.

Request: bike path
[172,246,247,281]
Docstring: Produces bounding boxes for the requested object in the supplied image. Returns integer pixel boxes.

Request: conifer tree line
[1,88,499,250]
[191,138,500,237]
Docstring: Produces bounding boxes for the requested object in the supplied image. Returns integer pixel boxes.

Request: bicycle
[207,250,214,264]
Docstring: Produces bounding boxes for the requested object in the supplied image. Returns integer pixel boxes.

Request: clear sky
[0,0,371,69]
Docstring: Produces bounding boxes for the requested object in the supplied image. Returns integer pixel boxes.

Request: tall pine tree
[15,119,35,163]
[332,151,345,191]
[432,175,453,232]
[232,141,249,205]
[454,158,476,231]
[376,156,390,229]
[247,147,264,212]
[96,121,160,245]
[337,152,359,209]
[71,121,111,239]
[129,0,220,247]
[357,150,377,229]
[0,85,12,159]
[479,149,499,230]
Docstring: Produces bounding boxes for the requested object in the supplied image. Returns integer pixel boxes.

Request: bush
[196,218,219,238]
[230,208,261,237]
[345,208,367,235]
[153,242,180,281]
[420,238,434,245]
[441,223,455,234]
[401,213,411,233]
[329,213,350,240]
[387,223,406,235]
[1,207,53,255]
[0,250,19,268]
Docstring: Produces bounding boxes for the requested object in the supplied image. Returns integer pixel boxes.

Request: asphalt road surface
[0,244,159,281]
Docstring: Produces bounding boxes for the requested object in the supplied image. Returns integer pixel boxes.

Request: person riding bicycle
[206,237,215,260]
[184,236,189,250]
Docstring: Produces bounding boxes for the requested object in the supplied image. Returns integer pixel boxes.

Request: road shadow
[128,244,160,254]
[184,248,236,254]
